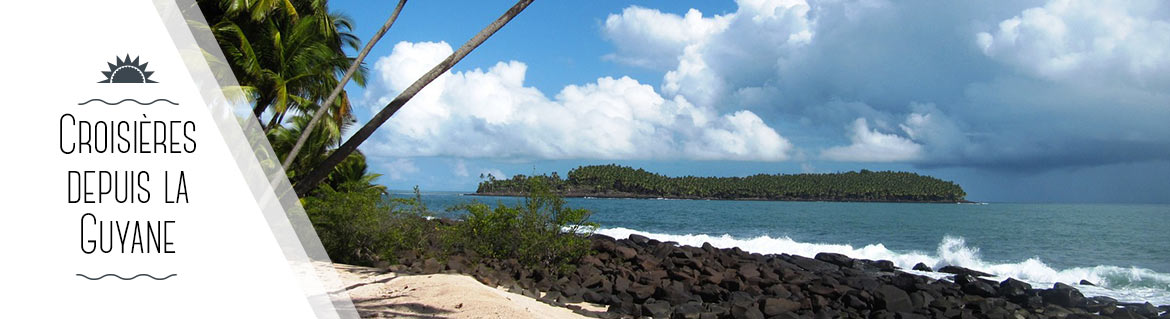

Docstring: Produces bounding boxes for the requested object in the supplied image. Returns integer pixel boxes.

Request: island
[475,164,968,203]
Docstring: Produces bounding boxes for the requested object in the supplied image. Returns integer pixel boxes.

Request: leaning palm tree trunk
[293,0,535,196]
[281,0,408,170]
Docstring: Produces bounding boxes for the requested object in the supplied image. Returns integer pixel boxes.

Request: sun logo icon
[100,54,157,83]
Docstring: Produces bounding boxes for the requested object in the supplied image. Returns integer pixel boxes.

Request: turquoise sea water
[408,192,1170,305]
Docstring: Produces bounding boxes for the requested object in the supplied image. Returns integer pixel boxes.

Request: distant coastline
[469,191,975,203]
[474,164,971,204]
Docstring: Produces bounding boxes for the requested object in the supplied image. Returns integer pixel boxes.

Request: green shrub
[382,187,438,262]
[303,183,432,266]
[302,181,393,265]
[446,178,597,273]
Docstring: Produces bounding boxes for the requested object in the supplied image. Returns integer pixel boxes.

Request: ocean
[406,192,1170,305]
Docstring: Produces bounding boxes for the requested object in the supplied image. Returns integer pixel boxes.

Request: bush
[382,187,438,262]
[303,183,432,266]
[302,181,393,265]
[446,178,597,273]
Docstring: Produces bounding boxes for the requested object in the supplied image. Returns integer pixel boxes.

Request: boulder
[873,285,915,313]
[998,278,1032,298]
[656,280,695,305]
[789,255,840,273]
[720,277,744,291]
[446,255,469,273]
[628,283,656,302]
[1108,308,1144,319]
[909,291,935,309]
[814,252,854,268]
[911,263,933,272]
[1040,283,1085,308]
[614,276,631,292]
[765,284,792,299]
[871,260,897,272]
[1084,296,1118,313]
[1079,279,1096,286]
[672,302,705,319]
[629,234,651,245]
[421,258,442,274]
[738,263,762,280]
[582,290,607,304]
[581,273,603,289]
[540,291,563,306]
[1122,302,1160,318]
[609,300,641,317]
[591,234,617,250]
[890,273,920,292]
[614,246,637,260]
[642,299,672,318]
[937,265,993,278]
[730,303,765,319]
[697,283,724,302]
[761,298,801,316]
[728,291,755,307]
[960,279,997,297]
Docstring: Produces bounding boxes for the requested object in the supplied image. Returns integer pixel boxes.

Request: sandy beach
[334,263,605,318]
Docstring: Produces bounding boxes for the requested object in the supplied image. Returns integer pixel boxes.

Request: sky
[327,0,1170,203]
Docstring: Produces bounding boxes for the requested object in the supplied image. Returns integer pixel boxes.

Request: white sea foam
[595,227,1170,305]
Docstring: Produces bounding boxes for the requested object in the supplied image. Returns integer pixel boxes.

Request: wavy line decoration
[76,273,177,280]
[77,98,179,105]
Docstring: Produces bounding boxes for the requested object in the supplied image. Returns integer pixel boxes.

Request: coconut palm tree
[204,0,367,132]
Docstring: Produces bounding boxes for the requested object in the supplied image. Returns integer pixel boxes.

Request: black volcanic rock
[998,277,1032,299]
[383,218,1167,319]
[937,265,993,277]
[671,302,704,319]
[629,234,650,245]
[788,255,840,273]
[1040,282,1086,308]
[911,262,933,272]
[730,302,765,319]
[642,299,672,318]
[814,252,854,268]
[628,283,655,302]
[1122,302,1160,317]
[614,246,637,260]
[873,285,914,313]
[1109,307,1146,319]
[960,278,997,297]
[761,297,801,316]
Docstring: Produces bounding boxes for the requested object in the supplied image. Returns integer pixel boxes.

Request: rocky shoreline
[390,231,1167,319]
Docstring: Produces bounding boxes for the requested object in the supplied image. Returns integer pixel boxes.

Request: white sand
[334,263,605,319]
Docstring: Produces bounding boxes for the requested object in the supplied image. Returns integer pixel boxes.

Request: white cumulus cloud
[603,0,814,108]
[822,118,922,162]
[602,6,732,70]
[976,0,1170,88]
[361,41,794,162]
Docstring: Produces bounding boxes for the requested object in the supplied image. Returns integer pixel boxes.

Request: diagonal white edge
[152,0,360,318]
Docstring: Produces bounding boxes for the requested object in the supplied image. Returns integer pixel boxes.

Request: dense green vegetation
[445,178,597,272]
[305,179,596,270]
[477,164,968,202]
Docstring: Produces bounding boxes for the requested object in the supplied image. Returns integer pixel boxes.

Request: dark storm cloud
[603,0,1170,171]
